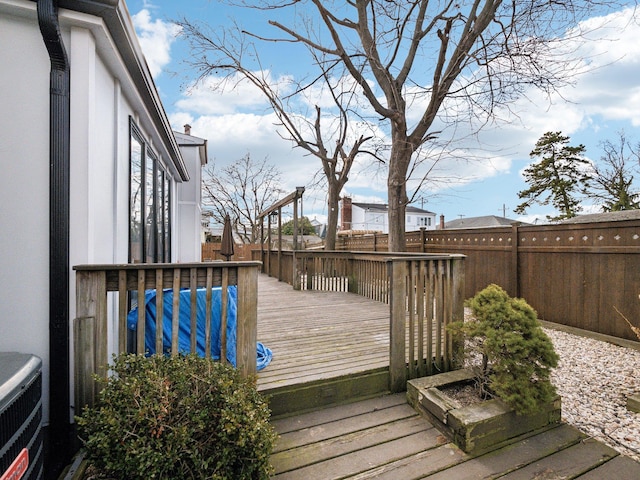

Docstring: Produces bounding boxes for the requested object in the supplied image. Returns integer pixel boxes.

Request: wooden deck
[270,393,640,479]
[257,274,640,478]
[256,274,392,415]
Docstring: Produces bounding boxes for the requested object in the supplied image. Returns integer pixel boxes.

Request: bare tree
[176,23,383,250]
[180,0,633,251]
[202,154,285,243]
[589,131,640,211]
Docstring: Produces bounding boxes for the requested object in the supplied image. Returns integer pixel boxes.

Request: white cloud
[169,110,321,187]
[132,9,181,78]
[175,72,294,115]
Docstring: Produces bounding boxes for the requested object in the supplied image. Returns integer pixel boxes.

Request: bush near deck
[76,354,276,479]
[449,283,559,415]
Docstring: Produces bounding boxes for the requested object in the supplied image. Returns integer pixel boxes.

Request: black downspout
[37,0,71,476]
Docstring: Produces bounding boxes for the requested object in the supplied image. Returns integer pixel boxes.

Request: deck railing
[73,262,261,410]
[264,250,466,392]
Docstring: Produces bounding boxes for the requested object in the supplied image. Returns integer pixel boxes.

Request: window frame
[129,118,171,264]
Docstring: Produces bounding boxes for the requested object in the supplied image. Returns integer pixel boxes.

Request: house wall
[406,212,437,230]
[0,1,203,430]
[0,1,55,423]
[176,143,204,262]
[350,205,368,231]
[350,205,436,233]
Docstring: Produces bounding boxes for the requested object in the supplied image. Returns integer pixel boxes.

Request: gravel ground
[543,327,640,462]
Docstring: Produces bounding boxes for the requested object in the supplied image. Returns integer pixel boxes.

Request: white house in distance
[0,0,206,474]
[340,197,437,233]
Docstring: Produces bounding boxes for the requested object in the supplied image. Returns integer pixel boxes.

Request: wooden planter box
[407,369,561,455]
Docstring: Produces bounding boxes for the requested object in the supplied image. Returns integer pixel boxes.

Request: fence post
[389,259,407,393]
[420,227,426,253]
[511,223,520,298]
[236,265,258,378]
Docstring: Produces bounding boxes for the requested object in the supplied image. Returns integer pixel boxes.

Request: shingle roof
[559,209,640,224]
[352,202,435,215]
[444,215,524,229]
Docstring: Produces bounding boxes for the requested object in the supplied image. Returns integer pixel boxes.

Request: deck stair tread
[270,393,640,479]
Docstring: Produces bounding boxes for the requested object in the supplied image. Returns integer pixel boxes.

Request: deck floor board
[256,275,391,392]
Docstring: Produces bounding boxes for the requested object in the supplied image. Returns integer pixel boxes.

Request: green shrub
[449,284,559,415]
[76,354,276,479]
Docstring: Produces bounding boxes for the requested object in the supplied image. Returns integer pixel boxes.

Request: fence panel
[336,220,640,341]
[202,242,261,261]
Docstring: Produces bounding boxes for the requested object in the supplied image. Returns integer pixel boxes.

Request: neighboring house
[340,197,437,233]
[0,0,206,472]
[310,218,327,239]
[443,215,525,229]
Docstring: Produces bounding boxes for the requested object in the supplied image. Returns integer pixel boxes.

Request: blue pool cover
[127,286,272,371]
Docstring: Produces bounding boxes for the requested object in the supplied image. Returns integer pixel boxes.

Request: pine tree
[515,131,590,221]
[449,284,559,415]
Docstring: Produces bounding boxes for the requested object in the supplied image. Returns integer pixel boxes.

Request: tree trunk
[387,180,407,252]
[387,142,412,253]
[324,182,341,250]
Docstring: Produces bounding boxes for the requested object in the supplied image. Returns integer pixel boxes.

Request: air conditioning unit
[0,353,43,480]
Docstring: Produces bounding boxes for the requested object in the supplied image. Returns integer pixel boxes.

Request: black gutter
[37,0,72,476]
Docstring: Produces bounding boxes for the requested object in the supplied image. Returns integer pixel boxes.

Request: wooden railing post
[307,254,315,291]
[347,257,357,293]
[75,270,107,409]
[74,316,95,411]
[450,255,466,369]
[236,265,258,378]
[292,251,302,290]
[388,259,407,393]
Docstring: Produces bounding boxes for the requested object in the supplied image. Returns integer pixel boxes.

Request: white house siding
[0,1,203,431]
[175,134,206,262]
[350,206,367,231]
[67,23,125,387]
[348,203,436,234]
[0,2,55,423]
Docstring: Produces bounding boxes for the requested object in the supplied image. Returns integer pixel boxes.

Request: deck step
[270,394,640,480]
[263,367,390,418]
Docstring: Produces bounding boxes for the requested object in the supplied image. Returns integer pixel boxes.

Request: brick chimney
[184,124,191,135]
[341,197,352,230]
[439,214,445,230]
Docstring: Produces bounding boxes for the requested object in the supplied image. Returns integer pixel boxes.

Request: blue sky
[129,1,640,225]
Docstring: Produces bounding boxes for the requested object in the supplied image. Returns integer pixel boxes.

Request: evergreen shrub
[449,284,559,415]
[76,354,276,479]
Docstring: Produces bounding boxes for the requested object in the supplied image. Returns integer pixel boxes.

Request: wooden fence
[73,262,261,410]
[202,242,262,262]
[262,250,465,392]
[337,219,640,341]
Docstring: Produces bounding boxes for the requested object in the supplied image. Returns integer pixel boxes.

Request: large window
[129,119,171,263]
